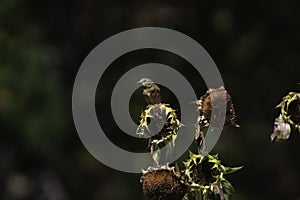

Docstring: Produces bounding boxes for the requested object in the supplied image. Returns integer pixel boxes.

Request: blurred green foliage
[1,0,300,200]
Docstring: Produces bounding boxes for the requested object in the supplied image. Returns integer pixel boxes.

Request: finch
[137,78,162,105]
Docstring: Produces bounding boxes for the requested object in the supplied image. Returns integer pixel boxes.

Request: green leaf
[222,166,243,174]
[221,178,234,199]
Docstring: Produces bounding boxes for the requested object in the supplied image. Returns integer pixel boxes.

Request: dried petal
[270,114,291,142]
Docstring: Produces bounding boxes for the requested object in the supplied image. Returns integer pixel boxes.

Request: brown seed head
[141,167,188,200]
[197,87,239,128]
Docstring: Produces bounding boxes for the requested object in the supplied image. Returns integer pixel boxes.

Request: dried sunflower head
[136,103,181,151]
[271,91,300,142]
[183,152,242,199]
[141,165,188,200]
[276,92,300,132]
[196,87,239,128]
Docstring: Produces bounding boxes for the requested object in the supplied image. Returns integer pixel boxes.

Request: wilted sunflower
[183,152,242,200]
[270,91,300,142]
[276,92,300,132]
[141,165,188,200]
[136,103,181,164]
[195,87,239,153]
[196,87,239,128]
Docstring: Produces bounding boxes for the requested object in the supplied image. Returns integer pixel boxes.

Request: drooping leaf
[221,178,234,200]
[222,166,243,174]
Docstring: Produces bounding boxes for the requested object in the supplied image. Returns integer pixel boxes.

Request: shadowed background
[1,0,300,199]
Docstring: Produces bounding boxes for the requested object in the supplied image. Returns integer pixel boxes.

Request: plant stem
[203,191,208,200]
[195,190,203,200]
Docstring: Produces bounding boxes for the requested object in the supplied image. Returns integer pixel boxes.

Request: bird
[137,78,162,105]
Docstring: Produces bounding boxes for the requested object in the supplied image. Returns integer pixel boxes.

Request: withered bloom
[271,91,300,142]
[191,159,219,186]
[196,87,239,128]
[183,152,242,200]
[141,166,188,200]
[185,155,220,186]
[136,103,181,165]
[270,114,291,142]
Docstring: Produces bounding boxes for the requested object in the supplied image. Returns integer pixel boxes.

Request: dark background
[1,0,300,199]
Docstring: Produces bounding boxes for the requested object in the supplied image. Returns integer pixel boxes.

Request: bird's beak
[137,80,142,84]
